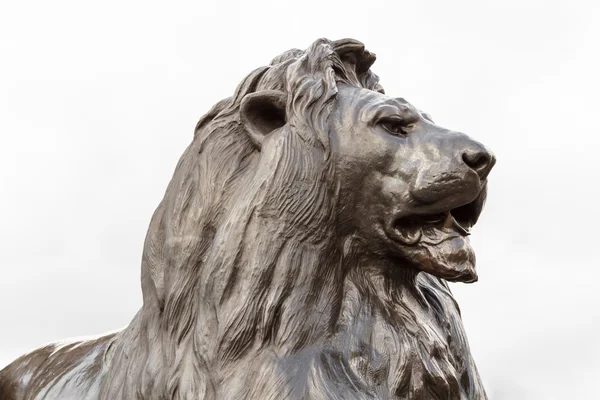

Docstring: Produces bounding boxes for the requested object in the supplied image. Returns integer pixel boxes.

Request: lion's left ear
[240,90,287,149]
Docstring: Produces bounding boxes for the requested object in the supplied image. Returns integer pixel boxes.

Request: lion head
[237,41,494,285]
[98,38,493,399]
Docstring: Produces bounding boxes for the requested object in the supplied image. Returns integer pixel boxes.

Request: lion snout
[406,135,494,208]
[409,171,481,208]
[461,140,496,181]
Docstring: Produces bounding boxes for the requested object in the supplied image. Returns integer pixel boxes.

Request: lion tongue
[392,213,469,246]
[417,213,469,246]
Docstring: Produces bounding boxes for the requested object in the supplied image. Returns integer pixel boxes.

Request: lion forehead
[334,86,421,126]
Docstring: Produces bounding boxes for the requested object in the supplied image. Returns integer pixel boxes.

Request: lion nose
[462,144,496,180]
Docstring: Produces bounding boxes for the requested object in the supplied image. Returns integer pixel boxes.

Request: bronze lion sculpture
[0,38,495,399]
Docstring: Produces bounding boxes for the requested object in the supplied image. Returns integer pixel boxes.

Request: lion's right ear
[240,90,287,149]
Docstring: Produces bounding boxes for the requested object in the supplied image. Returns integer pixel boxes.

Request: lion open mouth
[388,189,485,246]
[385,186,487,283]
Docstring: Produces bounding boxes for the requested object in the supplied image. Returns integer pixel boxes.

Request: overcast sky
[1,0,599,398]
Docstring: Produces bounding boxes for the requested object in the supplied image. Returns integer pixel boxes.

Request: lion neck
[331,255,474,398]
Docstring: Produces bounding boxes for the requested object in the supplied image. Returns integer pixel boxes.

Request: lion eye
[380,119,410,136]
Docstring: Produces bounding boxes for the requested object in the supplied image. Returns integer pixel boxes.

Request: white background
[1,0,599,398]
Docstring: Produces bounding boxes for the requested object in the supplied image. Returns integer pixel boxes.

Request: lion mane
[92,38,486,400]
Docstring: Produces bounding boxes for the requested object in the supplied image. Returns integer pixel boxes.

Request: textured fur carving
[0,38,489,400]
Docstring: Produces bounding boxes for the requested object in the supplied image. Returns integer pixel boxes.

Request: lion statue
[0,38,495,399]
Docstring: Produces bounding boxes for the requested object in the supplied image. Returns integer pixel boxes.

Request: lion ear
[240,90,287,148]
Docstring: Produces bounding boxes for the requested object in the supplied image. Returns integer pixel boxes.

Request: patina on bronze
[0,38,495,399]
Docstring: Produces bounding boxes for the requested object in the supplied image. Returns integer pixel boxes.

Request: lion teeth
[442,212,471,235]
[451,216,470,236]
[443,212,454,229]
